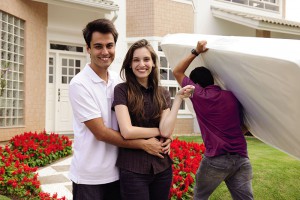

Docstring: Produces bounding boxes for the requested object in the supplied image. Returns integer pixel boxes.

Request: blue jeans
[120,167,172,200]
[193,154,254,200]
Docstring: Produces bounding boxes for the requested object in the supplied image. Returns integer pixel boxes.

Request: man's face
[87,32,115,71]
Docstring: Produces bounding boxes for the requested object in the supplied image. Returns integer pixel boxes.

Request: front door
[46,51,86,134]
[56,54,85,133]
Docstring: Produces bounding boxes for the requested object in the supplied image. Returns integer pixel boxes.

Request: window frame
[216,0,280,12]
[157,52,191,114]
[0,11,25,127]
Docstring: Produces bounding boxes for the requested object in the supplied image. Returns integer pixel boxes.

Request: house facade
[0,0,127,141]
[0,0,195,141]
[194,0,300,39]
[1,0,299,141]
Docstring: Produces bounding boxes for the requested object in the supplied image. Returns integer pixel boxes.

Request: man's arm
[69,82,165,158]
[85,117,165,158]
[173,40,208,86]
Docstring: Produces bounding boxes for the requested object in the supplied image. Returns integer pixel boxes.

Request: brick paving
[37,155,73,200]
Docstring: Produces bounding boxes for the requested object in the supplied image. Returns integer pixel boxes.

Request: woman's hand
[177,85,195,99]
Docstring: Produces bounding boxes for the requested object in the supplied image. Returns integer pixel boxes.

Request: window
[50,43,83,52]
[218,0,279,12]
[0,11,25,127]
[61,58,81,84]
[160,57,175,81]
[159,56,187,111]
[158,43,163,52]
[164,86,186,110]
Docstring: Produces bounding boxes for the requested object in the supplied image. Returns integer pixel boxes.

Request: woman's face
[131,47,154,85]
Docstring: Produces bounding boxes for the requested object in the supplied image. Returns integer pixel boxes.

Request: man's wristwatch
[191,49,199,56]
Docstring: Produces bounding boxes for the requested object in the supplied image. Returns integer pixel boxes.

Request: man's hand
[195,40,208,54]
[161,138,172,155]
[142,137,164,158]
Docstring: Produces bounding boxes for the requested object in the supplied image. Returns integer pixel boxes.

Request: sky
[285,0,300,22]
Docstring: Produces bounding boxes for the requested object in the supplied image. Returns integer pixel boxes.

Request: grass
[0,195,10,200]
[178,136,300,200]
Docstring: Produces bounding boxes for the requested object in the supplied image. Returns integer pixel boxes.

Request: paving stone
[65,184,73,193]
[38,174,70,185]
[52,165,70,172]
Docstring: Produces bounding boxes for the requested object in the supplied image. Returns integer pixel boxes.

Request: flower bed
[0,131,72,200]
[1,132,204,200]
[169,138,205,200]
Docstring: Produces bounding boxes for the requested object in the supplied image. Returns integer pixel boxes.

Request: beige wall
[0,0,47,141]
[173,118,194,135]
[127,0,194,37]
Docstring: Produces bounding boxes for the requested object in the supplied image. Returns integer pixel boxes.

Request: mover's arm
[173,40,208,86]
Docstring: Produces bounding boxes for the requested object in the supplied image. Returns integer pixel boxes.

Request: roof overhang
[32,0,119,12]
[211,6,300,36]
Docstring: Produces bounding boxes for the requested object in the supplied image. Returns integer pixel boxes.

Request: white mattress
[161,33,300,160]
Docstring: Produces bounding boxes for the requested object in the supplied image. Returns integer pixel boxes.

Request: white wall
[193,0,255,36]
[47,1,127,72]
[109,0,127,73]
[285,0,300,22]
[48,5,101,44]
[45,1,127,131]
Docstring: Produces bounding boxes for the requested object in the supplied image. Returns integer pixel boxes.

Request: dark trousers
[120,167,172,200]
[72,180,121,200]
[193,154,254,200]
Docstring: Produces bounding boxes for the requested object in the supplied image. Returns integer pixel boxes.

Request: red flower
[1,131,71,199]
[169,138,205,200]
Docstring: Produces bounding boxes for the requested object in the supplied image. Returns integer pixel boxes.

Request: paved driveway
[37,156,73,200]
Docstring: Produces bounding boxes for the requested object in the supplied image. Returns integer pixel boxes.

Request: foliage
[10,131,72,167]
[169,138,205,200]
[0,131,72,199]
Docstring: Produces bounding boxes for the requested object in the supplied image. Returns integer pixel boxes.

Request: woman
[112,39,194,200]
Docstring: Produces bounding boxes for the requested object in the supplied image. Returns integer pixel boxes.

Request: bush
[1,132,205,199]
[0,131,72,200]
[169,139,205,200]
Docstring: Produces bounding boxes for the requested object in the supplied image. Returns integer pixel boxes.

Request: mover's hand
[142,137,164,158]
[196,40,208,54]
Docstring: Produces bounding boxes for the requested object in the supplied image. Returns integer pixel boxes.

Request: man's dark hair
[189,66,214,88]
[82,18,118,48]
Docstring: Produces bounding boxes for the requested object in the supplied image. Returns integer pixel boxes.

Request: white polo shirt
[68,63,120,184]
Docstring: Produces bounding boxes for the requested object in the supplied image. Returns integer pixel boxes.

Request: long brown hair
[120,39,166,121]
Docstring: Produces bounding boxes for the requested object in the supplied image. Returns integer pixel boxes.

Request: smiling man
[68,19,168,200]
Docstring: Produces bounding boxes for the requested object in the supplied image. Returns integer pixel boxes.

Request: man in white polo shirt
[69,19,168,200]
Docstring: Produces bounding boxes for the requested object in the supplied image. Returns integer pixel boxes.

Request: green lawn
[0,195,10,200]
[178,136,300,200]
